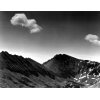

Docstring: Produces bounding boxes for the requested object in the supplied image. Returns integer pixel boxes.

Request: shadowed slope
[0,51,57,88]
[43,54,100,87]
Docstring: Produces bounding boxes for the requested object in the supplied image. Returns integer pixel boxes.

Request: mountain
[43,54,82,78]
[0,51,100,88]
[0,51,57,88]
[43,54,100,87]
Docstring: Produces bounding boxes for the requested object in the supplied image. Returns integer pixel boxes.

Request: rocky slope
[0,51,100,88]
[43,54,100,87]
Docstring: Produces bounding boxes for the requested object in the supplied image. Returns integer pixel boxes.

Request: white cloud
[10,13,42,33]
[85,34,100,46]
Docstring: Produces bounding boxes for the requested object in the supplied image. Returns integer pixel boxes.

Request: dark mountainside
[43,54,100,87]
[0,51,100,88]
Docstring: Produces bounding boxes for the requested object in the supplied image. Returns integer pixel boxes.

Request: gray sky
[1,11,100,63]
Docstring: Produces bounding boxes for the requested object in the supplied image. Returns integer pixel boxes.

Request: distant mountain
[0,51,100,88]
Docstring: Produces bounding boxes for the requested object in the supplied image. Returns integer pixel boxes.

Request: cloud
[85,34,100,46]
[10,13,42,33]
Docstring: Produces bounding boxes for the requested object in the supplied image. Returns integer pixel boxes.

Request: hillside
[0,51,100,88]
[43,54,100,87]
[0,51,57,87]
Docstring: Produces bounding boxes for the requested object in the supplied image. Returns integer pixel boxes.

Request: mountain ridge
[0,51,100,88]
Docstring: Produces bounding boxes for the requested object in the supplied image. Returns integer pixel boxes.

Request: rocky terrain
[0,51,100,88]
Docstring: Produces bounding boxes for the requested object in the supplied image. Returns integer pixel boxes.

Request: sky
[1,11,100,63]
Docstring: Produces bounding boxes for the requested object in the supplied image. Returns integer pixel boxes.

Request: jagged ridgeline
[0,51,100,88]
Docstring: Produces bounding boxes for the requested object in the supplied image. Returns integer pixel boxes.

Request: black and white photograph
[1,11,100,88]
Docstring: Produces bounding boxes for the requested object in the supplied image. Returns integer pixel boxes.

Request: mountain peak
[1,51,9,55]
[43,53,100,79]
[54,54,77,61]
